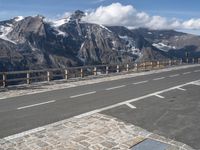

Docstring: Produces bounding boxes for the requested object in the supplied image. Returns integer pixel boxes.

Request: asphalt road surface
[0,65,200,149]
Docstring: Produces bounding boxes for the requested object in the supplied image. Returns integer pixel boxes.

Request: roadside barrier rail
[0,58,199,87]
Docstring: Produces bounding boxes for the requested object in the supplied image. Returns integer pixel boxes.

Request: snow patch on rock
[52,18,70,27]
[14,16,24,22]
[153,42,176,52]
[0,24,16,44]
[99,24,112,33]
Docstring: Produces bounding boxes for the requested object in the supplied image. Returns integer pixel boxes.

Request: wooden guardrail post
[106,66,109,75]
[157,61,160,68]
[117,65,119,73]
[3,73,6,87]
[126,64,129,72]
[169,60,172,66]
[80,68,84,78]
[180,59,183,65]
[65,69,68,79]
[174,60,177,65]
[93,67,97,76]
[186,58,189,64]
[150,61,153,69]
[135,63,138,71]
[47,71,51,82]
[27,72,30,84]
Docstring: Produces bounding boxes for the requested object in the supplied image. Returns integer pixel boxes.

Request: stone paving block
[0,113,193,150]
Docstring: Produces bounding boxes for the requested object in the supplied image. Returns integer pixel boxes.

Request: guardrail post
[186,58,189,64]
[27,72,30,84]
[169,60,172,66]
[65,69,68,79]
[180,59,183,65]
[150,61,153,69]
[93,67,97,76]
[80,68,84,78]
[135,63,138,71]
[126,64,129,72]
[47,71,51,82]
[174,60,177,65]
[198,58,200,64]
[106,66,109,75]
[192,58,195,64]
[2,73,6,87]
[157,61,160,68]
[117,65,119,73]
[144,62,146,70]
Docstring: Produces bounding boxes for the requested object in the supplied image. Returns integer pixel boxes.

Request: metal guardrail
[0,58,199,88]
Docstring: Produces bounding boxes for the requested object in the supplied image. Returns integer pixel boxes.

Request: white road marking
[75,79,200,118]
[176,87,186,91]
[133,80,148,85]
[4,127,45,140]
[70,91,96,98]
[169,74,180,78]
[194,70,200,73]
[125,103,136,109]
[153,77,165,81]
[17,100,56,110]
[191,81,200,86]
[106,85,126,91]
[183,72,191,75]
[154,94,165,99]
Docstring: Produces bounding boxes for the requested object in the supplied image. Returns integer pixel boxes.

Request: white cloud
[82,3,200,30]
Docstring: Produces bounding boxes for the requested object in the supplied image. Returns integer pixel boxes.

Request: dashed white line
[125,103,136,109]
[183,72,191,75]
[75,80,200,119]
[153,77,165,81]
[133,80,148,85]
[17,100,56,110]
[176,87,186,91]
[70,91,96,98]
[153,94,165,99]
[106,85,126,91]
[169,74,180,78]
[194,70,200,73]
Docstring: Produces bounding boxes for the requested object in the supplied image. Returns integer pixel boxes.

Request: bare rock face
[0,11,199,71]
[133,28,200,58]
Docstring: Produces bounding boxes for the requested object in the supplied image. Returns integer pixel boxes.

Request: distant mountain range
[0,10,200,71]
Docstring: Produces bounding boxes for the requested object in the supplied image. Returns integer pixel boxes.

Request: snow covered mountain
[0,11,199,71]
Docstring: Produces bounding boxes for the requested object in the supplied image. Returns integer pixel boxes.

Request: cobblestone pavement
[0,113,194,150]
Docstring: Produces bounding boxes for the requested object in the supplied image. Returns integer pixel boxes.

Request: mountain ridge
[0,10,200,71]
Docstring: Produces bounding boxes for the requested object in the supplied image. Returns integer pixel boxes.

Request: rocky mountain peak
[70,10,85,21]
[0,12,200,71]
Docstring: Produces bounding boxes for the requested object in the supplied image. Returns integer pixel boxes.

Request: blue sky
[0,0,200,34]
[0,0,199,20]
